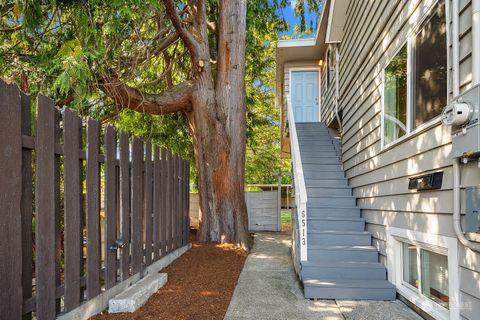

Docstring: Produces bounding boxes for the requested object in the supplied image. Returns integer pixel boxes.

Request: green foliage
[0,0,315,186]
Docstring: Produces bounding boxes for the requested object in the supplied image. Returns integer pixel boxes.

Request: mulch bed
[91,230,247,320]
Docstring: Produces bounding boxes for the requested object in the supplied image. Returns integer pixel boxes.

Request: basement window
[387,227,459,320]
[382,0,447,147]
[402,242,449,309]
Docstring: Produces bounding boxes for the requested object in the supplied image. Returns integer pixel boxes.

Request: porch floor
[224,232,422,320]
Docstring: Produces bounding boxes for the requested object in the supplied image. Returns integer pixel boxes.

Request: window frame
[381,0,448,150]
[387,227,459,320]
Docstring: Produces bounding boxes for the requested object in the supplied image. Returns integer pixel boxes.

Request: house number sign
[299,207,307,261]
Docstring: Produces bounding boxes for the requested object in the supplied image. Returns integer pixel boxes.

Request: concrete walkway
[225,232,422,320]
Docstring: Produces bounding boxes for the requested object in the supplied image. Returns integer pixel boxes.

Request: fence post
[0,81,23,319]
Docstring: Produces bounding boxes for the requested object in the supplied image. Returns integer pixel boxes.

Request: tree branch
[99,74,194,115]
[120,30,179,69]
[162,0,201,58]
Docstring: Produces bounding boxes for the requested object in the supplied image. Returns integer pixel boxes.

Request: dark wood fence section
[0,80,190,319]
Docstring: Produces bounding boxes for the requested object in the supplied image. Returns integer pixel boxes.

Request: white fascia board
[277,38,316,48]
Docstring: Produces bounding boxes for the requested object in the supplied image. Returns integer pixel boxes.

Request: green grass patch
[281,210,292,224]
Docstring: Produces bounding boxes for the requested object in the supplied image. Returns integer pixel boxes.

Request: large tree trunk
[101,0,251,248]
[188,86,250,247]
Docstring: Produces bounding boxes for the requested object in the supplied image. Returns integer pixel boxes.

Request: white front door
[291,71,319,122]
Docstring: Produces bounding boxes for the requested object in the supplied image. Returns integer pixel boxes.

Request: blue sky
[277,0,319,37]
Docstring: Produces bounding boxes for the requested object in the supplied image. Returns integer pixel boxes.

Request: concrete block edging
[57,243,192,320]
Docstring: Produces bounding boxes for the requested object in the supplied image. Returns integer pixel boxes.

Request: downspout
[451,0,480,253]
[334,45,343,134]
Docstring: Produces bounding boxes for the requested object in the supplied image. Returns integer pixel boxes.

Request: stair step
[298,145,337,152]
[300,153,339,159]
[303,170,345,179]
[307,195,356,206]
[305,178,348,187]
[308,217,364,231]
[307,206,361,218]
[297,123,329,129]
[301,261,387,280]
[303,279,396,300]
[307,230,372,245]
[297,134,333,142]
[307,245,379,262]
[306,186,350,196]
[303,164,342,171]
[302,157,341,165]
[298,134,331,138]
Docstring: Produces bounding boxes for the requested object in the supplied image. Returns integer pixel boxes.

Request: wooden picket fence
[0,79,190,319]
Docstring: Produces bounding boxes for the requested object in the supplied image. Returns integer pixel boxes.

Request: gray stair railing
[286,95,308,262]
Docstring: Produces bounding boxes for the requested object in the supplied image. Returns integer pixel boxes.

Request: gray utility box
[451,85,480,158]
[465,187,480,233]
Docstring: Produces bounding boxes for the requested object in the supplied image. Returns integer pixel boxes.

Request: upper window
[326,48,335,87]
[383,0,447,146]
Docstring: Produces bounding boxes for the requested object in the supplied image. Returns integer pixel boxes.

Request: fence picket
[86,118,101,299]
[144,142,153,266]
[131,137,144,274]
[119,132,131,280]
[181,159,186,246]
[20,91,33,319]
[0,81,23,319]
[153,146,161,260]
[160,149,168,256]
[54,109,62,313]
[168,153,175,252]
[35,95,57,320]
[63,108,82,311]
[186,161,191,245]
[177,156,182,248]
[105,125,117,288]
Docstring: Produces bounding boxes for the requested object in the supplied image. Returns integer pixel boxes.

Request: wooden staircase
[297,122,396,300]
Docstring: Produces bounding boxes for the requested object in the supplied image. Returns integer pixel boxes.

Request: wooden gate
[246,191,280,232]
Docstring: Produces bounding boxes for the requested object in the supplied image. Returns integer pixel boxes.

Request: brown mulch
[282,223,292,233]
[92,230,247,320]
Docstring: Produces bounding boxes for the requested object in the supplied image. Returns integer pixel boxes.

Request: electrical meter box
[451,85,480,158]
[465,187,480,233]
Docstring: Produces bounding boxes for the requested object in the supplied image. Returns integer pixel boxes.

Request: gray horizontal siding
[316,0,478,318]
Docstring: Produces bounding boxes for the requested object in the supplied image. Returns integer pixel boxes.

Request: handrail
[286,95,308,261]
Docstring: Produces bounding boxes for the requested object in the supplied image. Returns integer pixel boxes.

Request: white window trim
[381,0,448,150]
[288,67,322,122]
[387,227,459,320]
